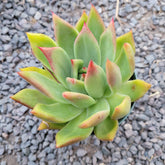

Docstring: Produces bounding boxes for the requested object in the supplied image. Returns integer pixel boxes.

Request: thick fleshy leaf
[52,13,78,59]
[26,33,56,70]
[71,59,84,79]
[111,96,131,120]
[115,43,135,82]
[119,80,151,102]
[62,91,96,108]
[79,99,110,128]
[116,30,135,60]
[74,23,101,67]
[85,61,107,98]
[38,121,66,130]
[66,77,87,94]
[18,71,67,103]
[75,11,88,32]
[56,110,93,148]
[11,89,55,109]
[106,59,122,92]
[87,5,105,42]
[94,117,118,141]
[100,18,116,70]
[39,47,71,87]
[31,103,82,123]
[20,67,55,81]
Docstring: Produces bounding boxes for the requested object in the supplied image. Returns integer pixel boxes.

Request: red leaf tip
[87,60,97,75]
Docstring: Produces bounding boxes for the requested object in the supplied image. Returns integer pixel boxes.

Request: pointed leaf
[18,71,68,103]
[111,96,131,120]
[116,30,135,60]
[100,18,116,70]
[87,5,105,42]
[56,110,93,148]
[52,13,78,59]
[62,91,96,108]
[11,89,55,109]
[31,103,82,123]
[26,33,56,70]
[79,99,110,128]
[106,59,122,92]
[115,43,135,82]
[74,23,101,67]
[66,77,87,94]
[94,117,118,141]
[20,67,55,81]
[38,121,66,130]
[119,80,151,102]
[85,61,107,98]
[39,47,71,87]
[75,11,88,32]
[71,59,84,79]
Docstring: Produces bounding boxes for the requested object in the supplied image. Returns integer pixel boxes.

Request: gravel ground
[0,0,165,165]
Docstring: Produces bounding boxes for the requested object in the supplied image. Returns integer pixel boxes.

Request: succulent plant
[11,5,151,148]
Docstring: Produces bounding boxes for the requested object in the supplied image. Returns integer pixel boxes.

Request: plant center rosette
[11,5,151,148]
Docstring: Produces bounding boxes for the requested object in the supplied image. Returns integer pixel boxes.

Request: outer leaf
[119,80,151,102]
[79,99,110,128]
[111,96,131,120]
[85,61,107,98]
[31,103,82,123]
[71,59,84,79]
[52,13,78,59]
[75,11,88,32]
[66,77,87,94]
[11,89,55,109]
[62,91,96,109]
[94,117,118,141]
[74,23,101,67]
[38,121,66,130]
[39,47,71,87]
[20,67,55,81]
[106,59,122,92]
[18,71,68,103]
[116,30,135,60]
[115,43,135,82]
[56,110,93,148]
[100,18,116,70]
[87,5,105,42]
[26,33,56,70]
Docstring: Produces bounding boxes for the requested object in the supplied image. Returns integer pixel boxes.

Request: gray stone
[143,142,153,149]
[94,151,103,160]
[0,146,5,155]
[148,148,155,157]
[29,7,37,16]
[130,145,138,154]
[76,149,87,157]
[34,12,41,20]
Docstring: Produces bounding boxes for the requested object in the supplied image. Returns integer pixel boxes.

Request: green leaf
[79,99,110,128]
[56,110,93,148]
[85,61,107,98]
[52,13,78,59]
[11,89,55,109]
[74,23,101,67]
[111,96,131,120]
[87,5,105,42]
[71,59,84,79]
[106,59,122,92]
[26,33,56,70]
[119,80,151,102]
[94,117,118,141]
[100,18,116,70]
[18,71,68,103]
[75,11,88,32]
[31,103,82,123]
[116,30,135,60]
[62,91,96,109]
[39,47,71,88]
[66,77,87,94]
[115,43,135,82]
[38,121,66,130]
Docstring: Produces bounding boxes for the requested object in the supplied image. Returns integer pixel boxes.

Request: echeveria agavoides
[11,5,151,148]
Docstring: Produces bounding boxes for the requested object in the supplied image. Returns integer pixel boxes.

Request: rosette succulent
[11,5,151,148]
